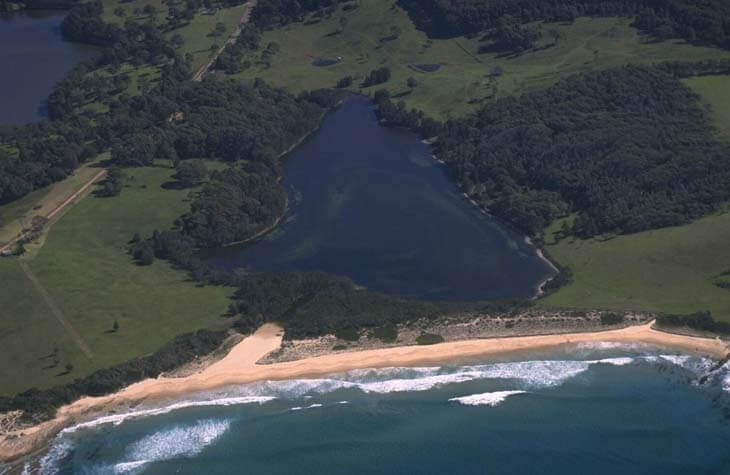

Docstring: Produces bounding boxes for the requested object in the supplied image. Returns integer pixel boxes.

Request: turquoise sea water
[14,344,730,474]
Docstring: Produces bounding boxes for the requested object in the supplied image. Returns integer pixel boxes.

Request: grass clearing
[170,4,247,71]
[685,74,730,137]
[541,210,730,322]
[0,163,232,396]
[0,154,107,246]
[232,1,730,119]
[99,0,248,70]
[100,0,168,25]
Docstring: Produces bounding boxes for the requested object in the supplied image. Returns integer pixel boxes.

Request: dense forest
[180,165,286,247]
[434,66,730,237]
[398,0,730,49]
[251,0,341,28]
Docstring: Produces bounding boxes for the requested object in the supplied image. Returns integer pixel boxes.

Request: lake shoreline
[214,100,342,250]
[427,148,561,300]
[1,320,727,466]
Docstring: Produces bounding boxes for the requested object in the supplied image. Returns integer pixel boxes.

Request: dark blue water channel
[0,11,96,125]
[207,96,555,301]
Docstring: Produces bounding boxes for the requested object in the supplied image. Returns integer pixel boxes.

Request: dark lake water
[207,96,555,301]
[0,11,97,125]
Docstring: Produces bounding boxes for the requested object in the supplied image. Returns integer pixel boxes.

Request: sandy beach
[1,321,727,464]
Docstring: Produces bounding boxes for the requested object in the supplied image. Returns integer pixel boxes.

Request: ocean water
[13,344,730,475]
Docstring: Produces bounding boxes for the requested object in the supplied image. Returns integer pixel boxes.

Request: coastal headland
[1,321,727,465]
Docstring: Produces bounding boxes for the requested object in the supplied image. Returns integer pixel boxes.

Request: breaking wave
[449,390,527,407]
[112,419,231,473]
[61,396,274,435]
[290,403,323,411]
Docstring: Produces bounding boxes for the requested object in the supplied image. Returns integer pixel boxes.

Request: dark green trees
[173,160,209,188]
[435,66,730,237]
[362,67,392,87]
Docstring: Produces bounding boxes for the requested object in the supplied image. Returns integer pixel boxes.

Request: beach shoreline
[1,321,727,465]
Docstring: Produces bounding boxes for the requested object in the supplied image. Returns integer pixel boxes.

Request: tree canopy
[435,66,730,237]
[398,0,730,49]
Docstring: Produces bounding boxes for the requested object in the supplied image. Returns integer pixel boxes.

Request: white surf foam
[29,439,74,475]
[124,418,230,465]
[61,396,274,434]
[573,342,650,352]
[449,390,527,407]
[290,403,323,411]
[593,357,635,366]
[113,459,150,474]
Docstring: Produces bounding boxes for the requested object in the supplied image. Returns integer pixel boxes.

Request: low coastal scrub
[656,311,730,335]
[229,272,524,340]
[599,313,625,326]
[0,329,227,423]
[371,324,398,343]
[416,332,445,345]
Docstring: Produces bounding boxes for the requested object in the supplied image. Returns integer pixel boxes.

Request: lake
[207,96,555,301]
[0,11,96,125]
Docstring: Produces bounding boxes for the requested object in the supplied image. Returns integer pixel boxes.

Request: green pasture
[685,74,730,137]
[541,210,730,322]
[232,0,730,119]
[0,164,231,396]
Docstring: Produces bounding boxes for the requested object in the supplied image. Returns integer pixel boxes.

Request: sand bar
[1,321,727,463]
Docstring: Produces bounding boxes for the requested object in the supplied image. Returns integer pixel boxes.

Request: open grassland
[170,4,247,71]
[99,0,247,70]
[541,210,730,322]
[0,155,107,246]
[233,0,730,119]
[0,165,231,396]
[100,0,167,25]
[685,75,730,137]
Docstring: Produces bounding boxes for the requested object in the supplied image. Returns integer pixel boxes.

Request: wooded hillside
[436,66,730,237]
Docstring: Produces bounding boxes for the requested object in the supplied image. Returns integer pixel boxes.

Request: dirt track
[0,169,107,254]
[192,0,258,82]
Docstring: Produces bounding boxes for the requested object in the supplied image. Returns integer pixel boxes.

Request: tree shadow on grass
[161,180,189,190]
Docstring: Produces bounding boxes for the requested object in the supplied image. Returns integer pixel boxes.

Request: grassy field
[0,155,106,246]
[99,0,247,70]
[171,4,247,71]
[685,74,730,137]
[231,0,730,119]
[0,164,232,396]
[100,0,168,25]
[541,209,730,322]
